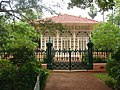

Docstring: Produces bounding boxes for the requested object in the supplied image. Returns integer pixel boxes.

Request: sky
[0,0,111,22]
[43,0,112,22]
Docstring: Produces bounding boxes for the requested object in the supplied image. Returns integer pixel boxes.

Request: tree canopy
[0,16,39,50]
[68,0,115,11]
[68,0,116,20]
[0,0,61,21]
[92,22,120,50]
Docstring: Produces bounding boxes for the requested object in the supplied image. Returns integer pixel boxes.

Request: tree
[68,0,115,21]
[92,22,120,50]
[0,0,61,21]
[6,22,39,50]
[0,15,10,49]
[88,4,97,19]
[68,0,115,11]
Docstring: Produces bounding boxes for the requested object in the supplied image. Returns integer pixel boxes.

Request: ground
[45,71,112,90]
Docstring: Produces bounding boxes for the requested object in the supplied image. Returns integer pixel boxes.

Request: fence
[35,49,46,63]
[34,75,40,90]
[0,49,46,63]
[0,49,113,63]
[53,49,87,62]
[92,50,113,63]
[0,50,13,60]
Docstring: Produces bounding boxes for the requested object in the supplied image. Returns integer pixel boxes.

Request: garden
[0,18,49,90]
[92,12,120,90]
[0,0,120,90]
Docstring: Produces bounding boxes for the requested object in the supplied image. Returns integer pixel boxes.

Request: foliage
[106,47,120,90]
[0,15,10,49]
[0,60,17,90]
[6,22,39,50]
[39,69,49,90]
[0,59,48,90]
[111,47,120,60]
[68,0,115,11]
[105,78,115,88]
[88,4,97,19]
[106,59,116,75]
[0,0,62,21]
[94,73,115,89]
[10,47,36,66]
[93,57,106,63]
[15,61,41,90]
[0,18,49,90]
[32,19,65,35]
[92,22,120,50]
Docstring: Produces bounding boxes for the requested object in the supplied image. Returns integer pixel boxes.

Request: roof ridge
[37,14,99,23]
[62,14,98,22]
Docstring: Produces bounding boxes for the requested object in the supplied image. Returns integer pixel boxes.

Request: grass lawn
[94,73,110,82]
[94,73,115,89]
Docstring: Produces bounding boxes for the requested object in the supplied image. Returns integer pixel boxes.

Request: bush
[106,59,116,76]
[0,60,48,90]
[95,73,115,89]
[16,62,39,90]
[106,47,120,90]
[0,60,17,90]
[39,69,49,90]
[10,47,36,66]
[93,57,106,63]
[105,77,115,89]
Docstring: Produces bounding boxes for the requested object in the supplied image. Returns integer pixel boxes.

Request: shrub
[95,73,115,89]
[15,62,41,90]
[39,69,49,90]
[0,60,48,90]
[10,47,36,66]
[105,77,115,89]
[106,47,120,90]
[0,60,17,90]
[106,59,116,76]
[93,57,106,63]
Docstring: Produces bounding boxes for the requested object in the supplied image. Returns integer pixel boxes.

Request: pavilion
[39,14,98,50]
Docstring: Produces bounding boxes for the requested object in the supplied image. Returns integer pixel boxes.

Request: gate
[52,49,88,70]
[46,38,93,70]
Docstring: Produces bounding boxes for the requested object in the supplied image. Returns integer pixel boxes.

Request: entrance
[52,49,88,70]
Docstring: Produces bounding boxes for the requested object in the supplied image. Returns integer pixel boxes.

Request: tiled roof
[42,14,98,23]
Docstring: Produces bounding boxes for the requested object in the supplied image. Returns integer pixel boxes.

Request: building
[38,14,98,50]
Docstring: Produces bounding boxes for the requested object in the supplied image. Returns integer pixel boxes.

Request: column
[86,37,88,49]
[45,37,46,50]
[61,37,62,50]
[57,31,59,50]
[52,37,54,48]
[77,37,79,50]
[40,35,43,49]
[82,36,83,50]
[70,37,71,49]
[73,31,75,50]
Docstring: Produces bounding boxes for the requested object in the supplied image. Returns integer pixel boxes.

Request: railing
[0,49,113,63]
[53,49,87,62]
[34,75,40,90]
[92,50,113,62]
[0,50,13,60]
[0,49,46,63]
[35,49,46,63]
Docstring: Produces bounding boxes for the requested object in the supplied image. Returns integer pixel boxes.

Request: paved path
[45,72,112,90]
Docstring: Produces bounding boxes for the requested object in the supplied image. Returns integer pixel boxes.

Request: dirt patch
[45,71,112,90]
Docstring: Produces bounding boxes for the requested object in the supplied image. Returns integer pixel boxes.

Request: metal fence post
[46,37,53,70]
[87,38,93,70]
[68,48,71,70]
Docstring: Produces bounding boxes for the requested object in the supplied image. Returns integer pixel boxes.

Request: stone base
[92,63,106,72]
[42,64,47,69]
